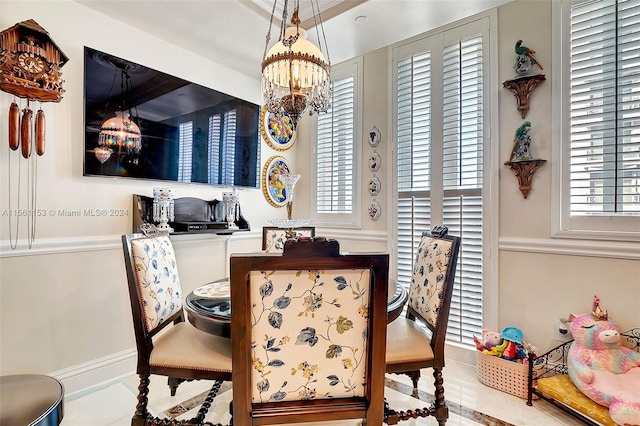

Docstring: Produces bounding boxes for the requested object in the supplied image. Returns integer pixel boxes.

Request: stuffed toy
[567,298,640,425]
[473,329,502,351]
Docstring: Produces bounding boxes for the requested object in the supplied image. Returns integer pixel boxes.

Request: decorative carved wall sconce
[503,74,546,119]
[1,19,68,249]
[504,159,546,199]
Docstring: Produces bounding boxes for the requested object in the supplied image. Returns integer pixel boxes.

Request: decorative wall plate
[368,175,381,196]
[262,155,291,207]
[368,126,381,147]
[368,200,381,221]
[261,107,297,151]
[368,150,381,172]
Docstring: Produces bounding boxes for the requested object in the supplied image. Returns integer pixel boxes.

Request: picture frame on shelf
[260,107,297,151]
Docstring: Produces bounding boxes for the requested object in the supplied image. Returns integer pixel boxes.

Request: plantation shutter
[178,121,193,182]
[317,75,354,214]
[441,36,484,344]
[397,51,433,288]
[569,0,640,216]
[396,25,486,347]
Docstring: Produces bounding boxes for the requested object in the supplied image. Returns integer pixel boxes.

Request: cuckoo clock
[1,19,68,250]
[0,19,68,102]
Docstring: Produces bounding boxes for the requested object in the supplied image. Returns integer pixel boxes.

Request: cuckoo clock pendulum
[0,19,68,248]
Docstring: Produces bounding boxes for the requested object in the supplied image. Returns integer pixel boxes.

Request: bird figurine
[515,40,543,71]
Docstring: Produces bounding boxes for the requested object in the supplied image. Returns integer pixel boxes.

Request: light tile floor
[61,359,583,425]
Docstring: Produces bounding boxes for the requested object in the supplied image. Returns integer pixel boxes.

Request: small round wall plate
[368,200,381,221]
[368,126,381,147]
[368,175,381,196]
[368,150,381,172]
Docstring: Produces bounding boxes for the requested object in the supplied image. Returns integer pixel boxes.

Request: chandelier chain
[102,66,118,121]
[280,0,289,41]
[310,0,330,65]
[263,0,279,60]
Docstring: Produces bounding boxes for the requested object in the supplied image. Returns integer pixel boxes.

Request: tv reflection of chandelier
[95,63,142,164]
[96,111,141,159]
[261,0,332,130]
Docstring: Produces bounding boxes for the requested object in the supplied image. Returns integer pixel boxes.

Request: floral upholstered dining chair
[122,228,232,426]
[385,225,461,425]
[230,237,389,425]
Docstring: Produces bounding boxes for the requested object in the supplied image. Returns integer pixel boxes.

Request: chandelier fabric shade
[261,1,332,129]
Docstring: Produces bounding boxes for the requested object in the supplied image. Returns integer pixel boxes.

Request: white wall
[495,0,639,351]
[0,0,289,388]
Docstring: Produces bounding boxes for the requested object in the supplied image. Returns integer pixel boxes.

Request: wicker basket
[476,351,538,399]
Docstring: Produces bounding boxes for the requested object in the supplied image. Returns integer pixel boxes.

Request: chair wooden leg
[432,367,448,425]
[187,380,223,424]
[406,370,421,398]
[168,377,185,397]
[132,374,150,426]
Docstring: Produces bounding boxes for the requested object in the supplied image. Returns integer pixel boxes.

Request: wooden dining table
[185,277,409,338]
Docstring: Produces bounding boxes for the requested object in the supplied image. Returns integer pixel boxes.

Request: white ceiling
[76,0,512,80]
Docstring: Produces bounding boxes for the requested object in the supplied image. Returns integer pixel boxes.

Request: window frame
[310,57,363,228]
[551,0,640,242]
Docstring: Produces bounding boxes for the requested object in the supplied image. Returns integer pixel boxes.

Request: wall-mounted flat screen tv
[83,46,260,188]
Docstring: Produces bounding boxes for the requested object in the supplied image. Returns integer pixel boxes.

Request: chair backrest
[231,237,389,425]
[406,225,461,353]
[262,226,315,252]
[122,233,185,369]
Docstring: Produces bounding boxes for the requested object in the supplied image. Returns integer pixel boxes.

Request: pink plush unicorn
[568,298,640,425]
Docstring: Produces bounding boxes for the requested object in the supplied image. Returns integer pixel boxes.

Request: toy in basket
[474,327,540,399]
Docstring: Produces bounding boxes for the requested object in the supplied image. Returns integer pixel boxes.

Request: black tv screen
[83,46,260,188]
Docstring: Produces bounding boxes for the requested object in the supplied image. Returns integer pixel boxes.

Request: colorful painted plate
[262,155,292,207]
[261,107,297,151]
[193,280,231,300]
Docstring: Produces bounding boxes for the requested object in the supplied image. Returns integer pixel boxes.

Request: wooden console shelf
[132,194,250,235]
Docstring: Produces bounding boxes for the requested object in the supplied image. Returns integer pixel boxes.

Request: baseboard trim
[49,348,137,396]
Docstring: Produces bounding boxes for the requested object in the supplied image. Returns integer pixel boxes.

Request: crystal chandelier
[96,63,141,163]
[261,0,332,129]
